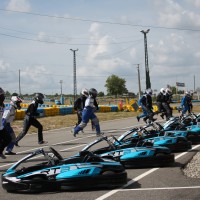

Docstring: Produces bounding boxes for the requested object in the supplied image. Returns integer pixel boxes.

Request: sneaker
[15,142,20,147]
[143,118,147,124]
[5,151,16,155]
[136,116,140,122]
[152,118,157,122]
[0,153,6,159]
[160,114,164,119]
[96,132,104,137]
[71,129,77,137]
[38,141,48,145]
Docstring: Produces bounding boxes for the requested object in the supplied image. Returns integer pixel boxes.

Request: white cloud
[155,0,200,28]
[6,0,31,12]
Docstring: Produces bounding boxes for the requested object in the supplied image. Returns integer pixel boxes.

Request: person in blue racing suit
[71,88,103,137]
[0,87,11,159]
[136,88,156,123]
[15,93,47,146]
[2,93,22,155]
[180,91,190,116]
[74,88,99,131]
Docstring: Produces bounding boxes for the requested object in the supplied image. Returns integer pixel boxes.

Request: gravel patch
[183,152,200,178]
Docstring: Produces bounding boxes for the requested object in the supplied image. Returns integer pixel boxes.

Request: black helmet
[34,93,45,104]
[0,87,5,105]
[89,88,98,98]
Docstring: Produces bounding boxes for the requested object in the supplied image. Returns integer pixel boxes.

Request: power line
[0,32,143,45]
[1,8,200,32]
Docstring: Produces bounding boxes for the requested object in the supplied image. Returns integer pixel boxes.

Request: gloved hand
[77,110,82,116]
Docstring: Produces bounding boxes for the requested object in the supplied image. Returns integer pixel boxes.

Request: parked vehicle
[2,147,127,193]
[80,136,175,168]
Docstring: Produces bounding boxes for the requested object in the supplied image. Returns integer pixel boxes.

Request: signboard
[176,82,185,87]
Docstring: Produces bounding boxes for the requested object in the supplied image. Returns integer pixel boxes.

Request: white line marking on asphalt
[118,186,200,191]
[60,144,87,152]
[95,144,200,200]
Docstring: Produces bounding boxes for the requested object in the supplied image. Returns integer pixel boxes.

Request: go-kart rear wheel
[155,153,165,157]
[102,171,115,175]
[6,190,17,193]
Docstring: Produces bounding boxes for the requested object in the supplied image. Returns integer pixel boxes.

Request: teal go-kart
[2,147,127,193]
[114,123,192,152]
[161,115,200,144]
[80,136,174,168]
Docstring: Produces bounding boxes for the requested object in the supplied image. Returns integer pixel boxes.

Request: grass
[12,104,200,136]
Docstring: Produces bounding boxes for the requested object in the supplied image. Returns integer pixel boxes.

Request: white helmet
[160,88,165,94]
[166,88,172,94]
[185,91,190,96]
[10,95,22,109]
[146,88,153,96]
[81,88,89,97]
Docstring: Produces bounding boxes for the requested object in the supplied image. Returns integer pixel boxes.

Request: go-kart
[161,114,200,144]
[114,123,192,152]
[2,147,127,193]
[80,136,174,168]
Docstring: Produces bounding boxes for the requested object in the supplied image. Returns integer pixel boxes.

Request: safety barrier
[11,104,120,120]
[10,103,180,120]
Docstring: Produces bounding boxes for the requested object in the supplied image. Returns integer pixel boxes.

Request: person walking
[74,88,89,127]
[71,88,103,137]
[2,93,22,155]
[180,91,190,116]
[15,93,47,146]
[0,87,11,159]
[187,92,193,113]
[156,88,166,119]
[136,88,156,123]
[163,88,173,120]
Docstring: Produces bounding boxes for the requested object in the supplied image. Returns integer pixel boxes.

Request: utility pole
[136,64,142,99]
[140,29,151,89]
[70,49,78,102]
[194,75,195,92]
[59,80,63,96]
[19,69,21,96]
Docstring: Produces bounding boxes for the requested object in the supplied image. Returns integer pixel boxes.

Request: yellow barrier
[15,110,25,120]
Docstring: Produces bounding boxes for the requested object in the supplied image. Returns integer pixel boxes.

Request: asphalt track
[0,116,200,200]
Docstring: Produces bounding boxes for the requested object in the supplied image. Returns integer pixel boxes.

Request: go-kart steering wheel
[111,135,122,145]
[49,147,63,161]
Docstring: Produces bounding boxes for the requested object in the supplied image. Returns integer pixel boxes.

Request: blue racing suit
[2,104,16,153]
[180,95,190,115]
[137,94,154,121]
[74,95,101,135]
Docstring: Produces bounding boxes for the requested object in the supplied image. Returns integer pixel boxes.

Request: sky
[0,0,200,96]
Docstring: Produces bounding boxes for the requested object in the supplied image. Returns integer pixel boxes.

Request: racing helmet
[185,91,190,96]
[160,88,165,94]
[81,88,89,97]
[89,88,98,98]
[34,93,45,104]
[146,88,153,96]
[10,94,22,109]
[166,88,172,94]
[0,87,5,104]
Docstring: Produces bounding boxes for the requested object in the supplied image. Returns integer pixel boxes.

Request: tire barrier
[11,104,119,120]
[8,103,182,120]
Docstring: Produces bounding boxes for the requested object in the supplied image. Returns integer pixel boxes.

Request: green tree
[105,74,128,97]
[98,91,105,97]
